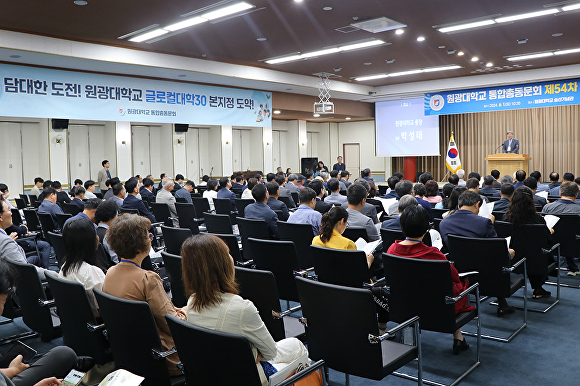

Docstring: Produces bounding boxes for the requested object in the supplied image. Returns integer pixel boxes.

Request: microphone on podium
[494,143,505,153]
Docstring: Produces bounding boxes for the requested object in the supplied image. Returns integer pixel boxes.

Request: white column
[262,126,273,174]
[115,121,132,181]
[173,126,188,179]
[221,125,233,177]
[49,121,69,186]
[298,120,308,161]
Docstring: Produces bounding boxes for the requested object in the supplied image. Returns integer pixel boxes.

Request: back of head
[0,259,16,296]
[207,179,218,191]
[309,180,324,196]
[265,181,279,196]
[235,174,243,183]
[458,190,481,208]
[84,179,95,190]
[491,169,500,179]
[515,170,526,182]
[318,206,348,243]
[418,172,433,185]
[505,186,536,227]
[500,183,515,198]
[447,186,467,210]
[246,178,258,191]
[564,172,575,182]
[483,175,495,186]
[94,199,118,223]
[184,180,195,188]
[393,172,404,180]
[361,168,371,178]
[424,180,439,197]
[394,180,413,197]
[305,171,313,180]
[500,175,513,184]
[413,183,426,197]
[107,214,151,260]
[327,178,340,192]
[43,180,53,189]
[400,205,430,239]
[319,171,328,180]
[112,183,124,196]
[468,172,481,181]
[202,175,210,182]
[330,170,339,178]
[74,179,83,186]
[74,186,86,197]
[275,175,285,186]
[251,183,267,202]
[456,169,465,178]
[298,187,316,204]
[219,177,229,189]
[560,181,579,198]
[266,173,276,182]
[52,180,62,190]
[62,218,97,276]
[353,178,370,194]
[441,183,455,198]
[398,194,418,213]
[347,183,367,206]
[530,171,541,181]
[340,170,350,178]
[125,178,138,194]
[181,234,237,312]
[448,174,459,185]
[523,177,537,190]
[466,178,480,190]
[288,173,297,182]
[42,187,57,199]
[142,177,154,188]
[175,174,184,181]
[387,176,400,190]
[550,172,559,182]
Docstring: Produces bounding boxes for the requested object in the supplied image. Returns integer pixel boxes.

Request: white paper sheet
[544,214,560,229]
[478,201,495,218]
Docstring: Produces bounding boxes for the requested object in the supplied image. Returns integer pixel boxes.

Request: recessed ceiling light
[457,51,464,56]
[562,3,580,11]
[386,59,395,63]
[438,45,446,49]
[471,56,478,61]
[257,37,267,41]
[346,117,352,120]
[506,52,554,61]
[274,110,281,114]
[417,36,425,42]
[364,62,372,65]
[395,29,404,35]
[313,114,320,117]
[323,6,332,11]
[74,0,88,5]
[495,9,559,23]
[552,33,563,37]
[265,39,385,64]
[526,64,533,66]
[129,29,168,42]
[486,62,493,67]
[9,55,21,58]
[517,38,528,44]
[438,19,495,33]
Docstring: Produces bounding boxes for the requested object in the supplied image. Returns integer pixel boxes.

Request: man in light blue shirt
[324,178,347,206]
[38,187,63,229]
[288,187,322,236]
[175,180,194,203]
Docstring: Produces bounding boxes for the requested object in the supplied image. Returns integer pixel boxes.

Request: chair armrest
[363,277,386,288]
[87,323,106,332]
[151,347,177,359]
[294,267,315,277]
[445,282,479,304]
[272,305,302,319]
[276,360,326,386]
[235,260,254,267]
[503,257,526,273]
[38,299,55,307]
[542,243,560,254]
[151,222,164,227]
[458,271,479,279]
[368,315,420,344]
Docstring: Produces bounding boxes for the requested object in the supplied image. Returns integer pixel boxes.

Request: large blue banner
[0,63,272,127]
[424,78,578,115]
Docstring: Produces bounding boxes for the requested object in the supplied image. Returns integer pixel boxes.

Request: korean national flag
[445,134,462,173]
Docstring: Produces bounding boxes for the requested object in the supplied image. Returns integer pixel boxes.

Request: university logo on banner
[445,134,462,173]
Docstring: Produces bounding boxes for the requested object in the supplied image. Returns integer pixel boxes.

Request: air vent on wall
[351,17,406,33]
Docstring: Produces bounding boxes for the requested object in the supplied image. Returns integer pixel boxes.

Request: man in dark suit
[513,170,526,189]
[523,177,547,209]
[231,174,246,191]
[548,172,561,190]
[309,180,332,214]
[275,175,295,208]
[244,184,279,238]
[492,183,514,212]
[490,170,502,189]
[121,177,157,224]
[52,180,71,205]
[140,177,156,204]
[439,190,516,316]
[502,131,520,154]
[480,175,500,197]
[383,176,400,199]
[71,186,86,211]
[265,182,289,221]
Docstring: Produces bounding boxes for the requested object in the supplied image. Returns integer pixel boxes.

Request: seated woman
[202,179,219,211]
[59,218,107,314]
[503,186,554,299]
[435,183,455,209]
[102,215,185,376]
[181,234,308,386]
[442,186,467,218]
[424,180,442,203]
[387,205,474,355]
[241,178,258,200]
[312,206,374,268]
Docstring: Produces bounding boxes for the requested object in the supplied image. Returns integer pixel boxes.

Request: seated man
[110,183,125,209]
[83,179,98,199]
[549,172,574,196]
[30,177,44,199]
[324,178,347,206]
[383,176,400,199]
[439,190,516,316]
[490,169,502,189]
[38,187,64,229]
[480,175,500,197]
[122,178,157,224]
[103,177,120,201]
[542,181,580,276]
[276,175,296,208]
[288,187,322,236]
[387,179,433,221]
[71,186,86,210]
[382,194,418,231]
[513,170,526,189]
[95,199,119,264]
[466,178,489,204]
[52,180,71,205]
[244,184,279,238]
[340,170,352,188]
[217,177,238,212]
[285,174,301,194]
[231,174,246,191]
[341,179,379,223]
[140,177,156,203]
[175,180,195,203]
[492,183,514,212]
[309,180,332,214]
[265,182,289,221]
[523,177,547,209]
[64,198,101,228]
[156,178,179,227]
[346,184,380,243]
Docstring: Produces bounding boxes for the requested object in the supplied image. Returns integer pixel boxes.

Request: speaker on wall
[175,124,189,132]
[301,157,318,176]
[52,119,69,129]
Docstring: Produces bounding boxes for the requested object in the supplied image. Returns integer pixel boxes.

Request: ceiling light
[294,0,303,2]
[313,114,320,117]
[265,39,385,64]
[495,9,559,23]
[301,48,340,58]
[355,74,389,81]
[364,62,372,65]
[390,69,423,77]
[339,40,385,51]
[417,36,425,42]
[555,47,580,55]
[351,16,407,33]
[438,45,446,49]
[345,117,352,120]
[201,2,254,20]
[486,62,493,67]
[471,56,478,61]
[457,51,464,56]
[266,55,303,64]
[274,110,281,114]
[129,29,168,42]
[386,59,395,63]
[422,65,462,73]
[562,3,580,11]
[506,52,554,61]
[395,29,404,35]
[517,38,528,44]
[323,7,332,11]
[257,37,267,41]
[164,16,206,31]
[355,65,461,81]
[552,33,563,37]
[438,19,495,33]
[74,0,88,4]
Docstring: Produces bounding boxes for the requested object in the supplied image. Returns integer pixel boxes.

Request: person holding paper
[479,176,501,197]
[502,131,520,154]
[181,234,308,386]
[523,177,547,209]
[504,187,554,298]
[387,205,474,355]
[439,191,516,316]
[492,184,514,212]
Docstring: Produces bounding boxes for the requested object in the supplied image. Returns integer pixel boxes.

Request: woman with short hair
[202,179,219,210]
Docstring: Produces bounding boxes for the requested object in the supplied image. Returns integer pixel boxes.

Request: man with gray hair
[382,195,417,230]
[456,169,466,187]
[341,178,378,223]
[286,174,300,194]
[387,180,433,220]
[156,178,179,227]
[502,130,520,154]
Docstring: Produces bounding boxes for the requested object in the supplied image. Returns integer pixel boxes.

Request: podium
[485,154,531,177]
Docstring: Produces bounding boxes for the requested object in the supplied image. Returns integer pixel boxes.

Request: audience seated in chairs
[287,187,322,236]
[174,180,194,203]
[109,183,125,209]
[466,177,489,204]
[52,180,71,205]
[83,179,98,199]
[382,175,399,199]
[30,177,44,199]
[439,190,517,316]
[244,184,280,239]
[63,198,100,228]
[387,204,474,355]
[345,184,380,243]
[523,177,547,209]
[122,178,157,224]
[181,234,308,385]
[480,175,500,197]
[341,179,379,223]
[382,194,417,231]
[156,178,179,227]
[503,186,554,297]
[0,198,50,279]
[70,186,86,211]
[202,179,219,211]
[241,178,257,200]
[324,178,347,206]
[435,183,455,209]
[312,206,374,269]
[38,187,64,229]
[217,177,238,212]
[140,177,156,203]
[69,179,83,198]
[493,183,514,212]
[103,177,120,201]
[102,214,184,376]
[265,182,289,221]
[442,186,467,218]
[308,180,331,214]
[95,200,119,264]
[424,180,442,203]
[59,218,107,315]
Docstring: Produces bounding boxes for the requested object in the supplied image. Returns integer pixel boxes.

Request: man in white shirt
[84,180,98,199]
[30,177,44,198]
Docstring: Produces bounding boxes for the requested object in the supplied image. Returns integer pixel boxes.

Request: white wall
[49,121,69,187]
[22,120,49,189]
[207,125,223,178]
[173,126,187,179]
[115,121,132,181]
